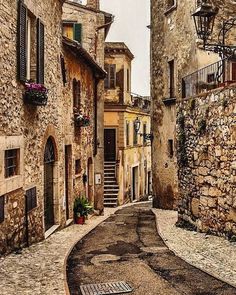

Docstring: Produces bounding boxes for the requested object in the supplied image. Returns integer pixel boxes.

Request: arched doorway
[44,137,56,231]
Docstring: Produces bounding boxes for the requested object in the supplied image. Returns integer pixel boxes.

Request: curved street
[67,203,236,295]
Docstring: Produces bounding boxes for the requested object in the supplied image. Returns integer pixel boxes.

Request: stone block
[209,187,222,197]
[191,198,200,217]
[228,208,236,223]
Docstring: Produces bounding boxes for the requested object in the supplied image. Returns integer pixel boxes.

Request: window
[133,121,138,145]
[143,123,147,144]
[232,62,236,81]
[17,1,44,83]
[75,159,82,175]
[127,69,130,92]
[168,139,174,158]
[168,60,175,98]
[207,73,215,83]
[63,23,82,44]
[25,187,37,212]
[0,196,4,223]
[104,64,116,89]
[5,149,20,178]
[73,79,81,110]
[126,122,130,146]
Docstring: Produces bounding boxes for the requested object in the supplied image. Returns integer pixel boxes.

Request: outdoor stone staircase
[104,161,119,207]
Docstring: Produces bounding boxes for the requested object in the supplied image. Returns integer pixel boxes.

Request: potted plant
[23,81,48,106]
[73,196,93,225]
[74,110,90,127]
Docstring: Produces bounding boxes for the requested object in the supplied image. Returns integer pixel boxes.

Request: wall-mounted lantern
[192,0,236,58]
[134,117,153,142]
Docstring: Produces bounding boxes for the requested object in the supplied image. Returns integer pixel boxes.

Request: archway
[44,137,56,231]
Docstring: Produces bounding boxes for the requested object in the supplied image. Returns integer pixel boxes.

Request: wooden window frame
[25,187,37,212]
[105,64,116,89]
[4,149,20,179]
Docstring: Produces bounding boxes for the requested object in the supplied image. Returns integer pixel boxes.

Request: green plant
[189,98,196,112]
[177,112,188,166]
[73,196,93,218]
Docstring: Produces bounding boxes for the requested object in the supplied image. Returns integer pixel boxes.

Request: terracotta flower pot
[75,216,85,225]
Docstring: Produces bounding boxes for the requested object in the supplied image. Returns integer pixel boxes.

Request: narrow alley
[67,203,236,295]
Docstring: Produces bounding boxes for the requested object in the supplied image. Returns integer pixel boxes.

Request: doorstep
[45,224,60,239]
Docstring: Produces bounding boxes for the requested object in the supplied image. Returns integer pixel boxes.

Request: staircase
[104,161,119,207]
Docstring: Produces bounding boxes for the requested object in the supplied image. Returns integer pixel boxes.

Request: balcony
[182,58,236,98]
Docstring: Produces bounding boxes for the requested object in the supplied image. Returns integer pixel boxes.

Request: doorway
[65,145,72,220]
[132,166,139,201]
[104,129,116,161]
[44,137,56,231]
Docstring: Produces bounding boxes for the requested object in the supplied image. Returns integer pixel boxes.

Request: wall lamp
[192,0,236,58]
[134,117,154,142]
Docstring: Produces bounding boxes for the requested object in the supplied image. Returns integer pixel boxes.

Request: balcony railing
[182,58,236,98]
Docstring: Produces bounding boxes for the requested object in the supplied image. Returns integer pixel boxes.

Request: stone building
[151,0,236,237]
[62,0,113,213]
[0,0,111,254]
[104,42,152,206]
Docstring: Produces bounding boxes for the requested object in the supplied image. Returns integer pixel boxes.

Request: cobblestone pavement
[153,209,236,288]
[67,204,236,295]
[0,207,119,295]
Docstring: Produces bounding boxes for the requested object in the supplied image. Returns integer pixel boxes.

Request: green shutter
[73,23,82,43]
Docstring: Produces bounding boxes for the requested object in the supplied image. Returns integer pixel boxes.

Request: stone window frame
[0,136,24,196]
[164,0,177,15]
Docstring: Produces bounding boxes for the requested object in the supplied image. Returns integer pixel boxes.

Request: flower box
[23,82,48,106]
[74,112,90,127]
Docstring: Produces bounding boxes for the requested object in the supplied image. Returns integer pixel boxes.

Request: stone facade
[104,42,152,205]
[151,0,236,209]
[177,86,236,238]
[63,0,113,212]
[0,0,110,255]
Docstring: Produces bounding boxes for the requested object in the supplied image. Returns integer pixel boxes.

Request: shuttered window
[73,23,82,43]
[0,196,4,224]
[73,79,81,109]
[104,64,116,89]
[61,55,67,85]
[143,124,147,144]
[37,19,45,84]
[25,187,37,212]
[17,0,27,82]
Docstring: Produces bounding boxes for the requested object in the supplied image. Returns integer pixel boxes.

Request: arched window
[44,137,55,164]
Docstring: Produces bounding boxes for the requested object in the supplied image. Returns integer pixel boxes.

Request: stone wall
[177,85,236,238]
[151,0,236,210]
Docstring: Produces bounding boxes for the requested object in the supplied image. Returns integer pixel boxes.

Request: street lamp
[192,0,218,46]
[134,117,153,142]
[134,117,141,133]
[192,0,236,58]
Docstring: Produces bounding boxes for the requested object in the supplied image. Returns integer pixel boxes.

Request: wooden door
[104,129,116,161]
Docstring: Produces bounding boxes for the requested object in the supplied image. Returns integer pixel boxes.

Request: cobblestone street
[1,202,236,294]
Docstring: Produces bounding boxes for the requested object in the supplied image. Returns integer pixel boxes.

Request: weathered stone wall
[177,85,236,238]
[0,0,65,255]
[151,0,236,209]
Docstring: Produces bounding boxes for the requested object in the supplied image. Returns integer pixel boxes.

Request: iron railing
[182,58,236,98]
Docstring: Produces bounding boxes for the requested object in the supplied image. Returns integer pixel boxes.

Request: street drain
[80,281,133,295]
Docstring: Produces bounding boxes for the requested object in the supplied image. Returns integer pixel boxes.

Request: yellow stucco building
[103,42,152,206]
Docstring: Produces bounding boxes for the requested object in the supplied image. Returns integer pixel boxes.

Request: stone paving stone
[153,208,236,288]
[0,207,118,295]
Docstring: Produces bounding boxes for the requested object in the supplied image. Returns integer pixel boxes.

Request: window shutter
[104,64,109,89]
[17,0,27,82]
[73,23,82,43]
[110,64,116,88]
[37,19,45,84]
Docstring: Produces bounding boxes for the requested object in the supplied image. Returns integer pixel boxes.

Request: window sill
[163,97,176,106]
[164,3,177,16]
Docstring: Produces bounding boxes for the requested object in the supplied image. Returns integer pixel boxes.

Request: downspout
[93,77,98,156]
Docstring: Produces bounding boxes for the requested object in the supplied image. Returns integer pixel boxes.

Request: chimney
[86,0,100,10]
